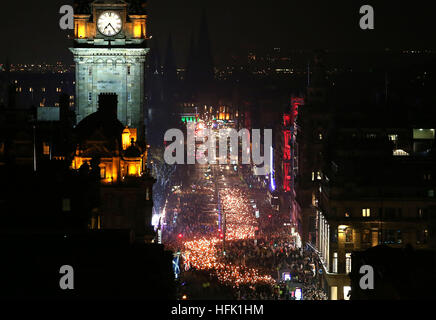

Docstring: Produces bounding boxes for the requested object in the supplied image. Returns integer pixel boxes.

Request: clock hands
[102,23,117,35]
[107,23,117,33]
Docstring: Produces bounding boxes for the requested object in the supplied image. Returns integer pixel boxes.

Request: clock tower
[70,0,149,143]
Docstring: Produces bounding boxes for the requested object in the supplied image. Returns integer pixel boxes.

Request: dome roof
[75,110,124,145]
[124,138,142,157]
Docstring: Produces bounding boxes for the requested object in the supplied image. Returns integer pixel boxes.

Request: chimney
[98,93,118,119]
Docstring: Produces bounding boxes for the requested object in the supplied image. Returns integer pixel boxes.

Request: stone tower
[70,0,149,143]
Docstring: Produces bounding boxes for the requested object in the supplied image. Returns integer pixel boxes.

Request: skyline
[1,0,436,65]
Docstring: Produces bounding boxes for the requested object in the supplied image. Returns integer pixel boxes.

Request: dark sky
[0,0,435,65]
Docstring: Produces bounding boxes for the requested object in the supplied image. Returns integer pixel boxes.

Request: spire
[162,33,178,100]
[196,10,214,84]
[185,31,198,85]
[148,37,161,75]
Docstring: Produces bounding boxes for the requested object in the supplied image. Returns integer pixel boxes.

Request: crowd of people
[217,238,327,300]
[162,167,328,300]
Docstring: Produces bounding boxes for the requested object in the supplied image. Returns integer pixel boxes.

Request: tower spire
[197,10,214,85]
[163,33,178,101]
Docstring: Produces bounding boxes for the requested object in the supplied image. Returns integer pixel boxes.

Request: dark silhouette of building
[350,245,436,299]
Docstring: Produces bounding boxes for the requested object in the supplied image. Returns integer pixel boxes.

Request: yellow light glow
[122,130,131,150]
[133,23,142,38]
[77,23,86,39]
[128,164,139,176]
[338,225,348,231]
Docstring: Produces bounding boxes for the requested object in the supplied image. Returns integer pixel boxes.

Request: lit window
[311,172,315,181]
[100,167,106,179]
[343,286,351,300]
[43,142,50,155]
[345,228,353,243]
[345,253,352,273]
[388,134,398,141]
[42,87,46,92]
[319,133,323,140]
[362,208,371,217]
[393,149,409,156]
[362,229,371,243]
[413,129,435,140]
[317,171,322,180]
[29,87,33,92]
[428,190,435,198]
[62,198,71,212]
[332,252,338,273]
[345,211,350,218]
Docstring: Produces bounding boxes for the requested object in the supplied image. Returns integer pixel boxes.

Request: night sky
[0,0,435,65]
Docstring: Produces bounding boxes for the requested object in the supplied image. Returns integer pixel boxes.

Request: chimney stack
[98,93,118,119]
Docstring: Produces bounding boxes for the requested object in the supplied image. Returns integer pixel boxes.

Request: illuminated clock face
[97,11,122,36]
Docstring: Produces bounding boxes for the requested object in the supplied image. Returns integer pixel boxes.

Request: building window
[396,230,403,244]
[100,167,106,179]
[319,133,323,140]
[331,229,338,243]
[311,172,315,181]
[388,134,398,141]
[393,149,409,156]
[416,229,429,245]
[345,253,352,273]
[384,230,396,244]
[42,87,46,92]
[362,208,371,217]
[344,209,351,218]
[317,171,322,180]
[428,189,435,198]
[332,252,338,273]
[417,208,427,219]
[424,173,432,181]
[29,87,33,92]
[362,229,371,243]
[345,228,353,243]
[62,198,71,212]
[413,129,435,140]
[343,286,351,300]
[89,67,92,76]
[384,207,396,219]
[128,92,132,102]
[42,142,50,156]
